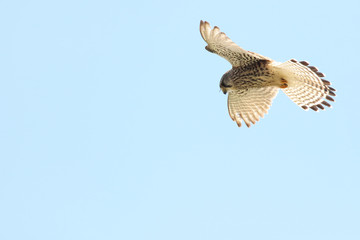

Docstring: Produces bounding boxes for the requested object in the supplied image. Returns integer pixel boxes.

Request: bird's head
[219,71,233,94]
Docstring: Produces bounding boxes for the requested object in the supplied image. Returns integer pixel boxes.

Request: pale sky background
[1,0,360,239]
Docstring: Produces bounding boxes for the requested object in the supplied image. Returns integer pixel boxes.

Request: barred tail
[274,59,336,111]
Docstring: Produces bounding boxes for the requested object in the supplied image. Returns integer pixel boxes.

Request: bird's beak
[221,87,227,94]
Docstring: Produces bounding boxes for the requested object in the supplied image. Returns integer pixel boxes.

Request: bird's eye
[220,80,232,88]
[221,82,232,88]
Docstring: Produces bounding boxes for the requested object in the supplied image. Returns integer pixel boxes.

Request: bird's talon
[280,83,288,88]
[280,79,288,88]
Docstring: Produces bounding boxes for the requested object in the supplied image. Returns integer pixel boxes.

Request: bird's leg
[280,78,288,88]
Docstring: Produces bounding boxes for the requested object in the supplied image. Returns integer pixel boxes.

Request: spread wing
[227,87,279,127]
[200,20,270,67]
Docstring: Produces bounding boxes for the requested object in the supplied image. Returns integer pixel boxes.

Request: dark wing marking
[200,21,270,67]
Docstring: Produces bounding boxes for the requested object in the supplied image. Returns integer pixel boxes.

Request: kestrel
[200,20,336,127]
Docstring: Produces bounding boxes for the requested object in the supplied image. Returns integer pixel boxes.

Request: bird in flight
[200,20,336,127]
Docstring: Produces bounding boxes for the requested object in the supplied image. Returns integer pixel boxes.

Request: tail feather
[274,59,336,111]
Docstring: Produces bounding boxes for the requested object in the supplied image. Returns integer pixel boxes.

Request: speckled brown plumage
[200,20,336,127]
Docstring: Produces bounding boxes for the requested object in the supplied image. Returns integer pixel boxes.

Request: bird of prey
[200,20,336,127]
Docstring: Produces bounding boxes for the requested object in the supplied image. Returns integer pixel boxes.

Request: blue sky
[1,0,360,239]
